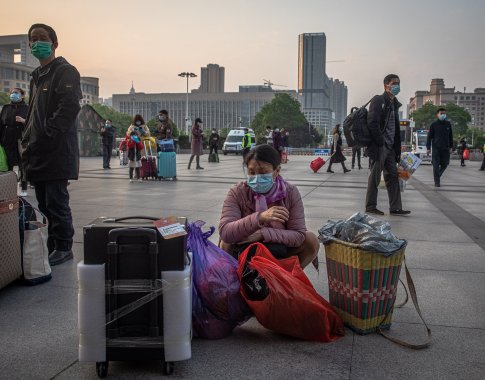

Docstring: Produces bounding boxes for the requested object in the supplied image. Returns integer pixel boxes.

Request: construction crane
[263,79,288,88]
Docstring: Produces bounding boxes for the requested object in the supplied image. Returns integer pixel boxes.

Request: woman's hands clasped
[259,206,289,225]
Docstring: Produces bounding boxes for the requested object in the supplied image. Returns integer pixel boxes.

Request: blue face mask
[390,84,400,96]
[247,173,274,194]
[438,114,446,121]
[10,92,21,103]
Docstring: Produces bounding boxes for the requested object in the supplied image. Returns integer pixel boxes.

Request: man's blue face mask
[247,173,274,194]
[390,84,400,96]
[438,114,446,121]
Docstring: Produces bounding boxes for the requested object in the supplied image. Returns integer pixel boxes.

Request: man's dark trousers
[432,148,450,185]
[34,180,74,253]
[366,146,402,211]
[102,143,113,168]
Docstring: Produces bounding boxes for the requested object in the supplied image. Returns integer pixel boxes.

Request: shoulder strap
[377,258,432,349]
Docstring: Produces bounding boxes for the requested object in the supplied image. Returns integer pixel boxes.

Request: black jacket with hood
[366,91,402,162]
[22,57,82,182]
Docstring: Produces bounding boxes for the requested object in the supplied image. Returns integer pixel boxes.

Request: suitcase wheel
[96,361,109,378]
[163,361,174,376]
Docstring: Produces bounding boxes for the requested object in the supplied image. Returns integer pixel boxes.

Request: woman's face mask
[10,92,22,103]
[246,160,277,194]
[135,121,142,126]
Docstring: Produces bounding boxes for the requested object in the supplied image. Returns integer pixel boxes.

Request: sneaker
[19,191,28,197]
[344,169,351,173]
[434,183,440,187]
[48,249,73,266]
[327,169,334,173]
[366,208,384,216]
[390,209,411,216]
[129,179,133,183]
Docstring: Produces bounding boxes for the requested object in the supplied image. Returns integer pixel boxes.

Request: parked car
[222,128,256,155]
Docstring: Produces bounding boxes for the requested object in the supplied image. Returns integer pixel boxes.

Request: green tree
[466,127,485,149]
[410,102,471,141]
[0,92,10,106]
[91,103,133,137]
[250,93,319,147]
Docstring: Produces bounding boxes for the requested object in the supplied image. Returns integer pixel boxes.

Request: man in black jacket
[426,108,453,187]
[365,74,410,216]
[22,23,82,265]
[100,119,115,169]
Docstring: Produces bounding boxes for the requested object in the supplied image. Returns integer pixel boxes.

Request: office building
[112,87,298,134]
[329,78,348,125]
[80,77,99,105]
[408,78,485,129]
[0,34,36,93]
[193,64,225,93]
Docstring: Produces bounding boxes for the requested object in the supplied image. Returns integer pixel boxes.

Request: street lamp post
[178,72,197,136]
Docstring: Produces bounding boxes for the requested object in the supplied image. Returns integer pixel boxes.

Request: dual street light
[178,72,197,135]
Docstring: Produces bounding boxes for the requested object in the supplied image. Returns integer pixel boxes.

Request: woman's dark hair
[28,23,58,43]
[194,118,202,125]
[331,124,341,135]
[132,114,145,125]
[12,87,25,96]
[244,144,281,169]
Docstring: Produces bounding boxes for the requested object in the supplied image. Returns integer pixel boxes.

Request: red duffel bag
[310,157,326,173]
[237,243,345,342]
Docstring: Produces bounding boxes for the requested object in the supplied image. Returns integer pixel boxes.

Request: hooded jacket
[366,91,402,161]
[22,57,82,181]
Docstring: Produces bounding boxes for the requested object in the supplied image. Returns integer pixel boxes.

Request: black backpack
[342,97,376,148]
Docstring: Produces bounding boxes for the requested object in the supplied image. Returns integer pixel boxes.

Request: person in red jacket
[125,131,144,182]
[219,144,319,269]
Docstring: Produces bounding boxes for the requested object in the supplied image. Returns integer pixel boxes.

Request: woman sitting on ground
[219,144,319,269]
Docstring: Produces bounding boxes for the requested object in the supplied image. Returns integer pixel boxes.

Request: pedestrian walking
[209,128,220,155]
[0,87,28,195]
[365,74,410,216]
[327,124,350,174]
[426,108,453,187]
[241,127,252,160]
[458,138,467,167]
[21,23,82,265]
[480,143,485,171]
[265,126,273,145]
[100,119,115,169]
[352,146,362,169]
[188,118,204,169]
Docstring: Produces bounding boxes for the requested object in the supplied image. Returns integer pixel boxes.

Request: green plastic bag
[0,145,8,171]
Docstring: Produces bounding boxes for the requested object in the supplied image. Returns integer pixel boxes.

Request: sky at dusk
[2,0,485,115]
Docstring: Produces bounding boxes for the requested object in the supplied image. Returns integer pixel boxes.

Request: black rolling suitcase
[84,216,187,271]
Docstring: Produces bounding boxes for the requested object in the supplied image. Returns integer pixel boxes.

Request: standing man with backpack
[365,74,410,216]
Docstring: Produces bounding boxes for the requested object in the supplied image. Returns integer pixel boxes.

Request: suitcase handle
[108,227,157,242]
[105,216,159,223]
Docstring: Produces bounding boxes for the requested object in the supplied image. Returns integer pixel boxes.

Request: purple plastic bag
[187,221,251,338]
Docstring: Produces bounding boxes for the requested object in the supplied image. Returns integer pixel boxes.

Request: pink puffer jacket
[218,181,306,247]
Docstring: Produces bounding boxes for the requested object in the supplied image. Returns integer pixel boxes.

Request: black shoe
[327,169,334,173]
[351,166,355,169]
[48,249,73,266]
[389,209,411,216]
[344,169,351,173]
[196,166,204,170]
[366,208,384,216]
[435,183,441,187]
[358,166,362,170]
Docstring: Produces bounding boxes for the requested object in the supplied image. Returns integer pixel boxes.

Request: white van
[222,128,256,155]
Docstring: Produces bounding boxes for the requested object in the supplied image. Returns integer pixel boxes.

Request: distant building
[408,78,485,129]
[112,86,298,133]
[80,77,99,105]
[0,34,36,93]
[329,78,348,125]
[193,64,225,93]
[298,33,335,131]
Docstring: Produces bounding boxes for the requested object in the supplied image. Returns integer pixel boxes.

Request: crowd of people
[2,22,484,272]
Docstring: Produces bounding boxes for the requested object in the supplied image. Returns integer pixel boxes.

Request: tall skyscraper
[196,63,225,93]
[298,33,333,131]
[298,33,329,109]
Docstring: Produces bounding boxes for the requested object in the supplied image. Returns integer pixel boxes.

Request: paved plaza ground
[1,153,484,379]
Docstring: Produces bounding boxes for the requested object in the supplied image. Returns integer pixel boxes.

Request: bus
[412,130,432,164]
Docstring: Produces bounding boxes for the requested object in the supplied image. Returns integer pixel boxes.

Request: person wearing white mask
[327,124,350,174]
[426,108,453,186]
[0,87,29,195]
[365,74,410,216]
